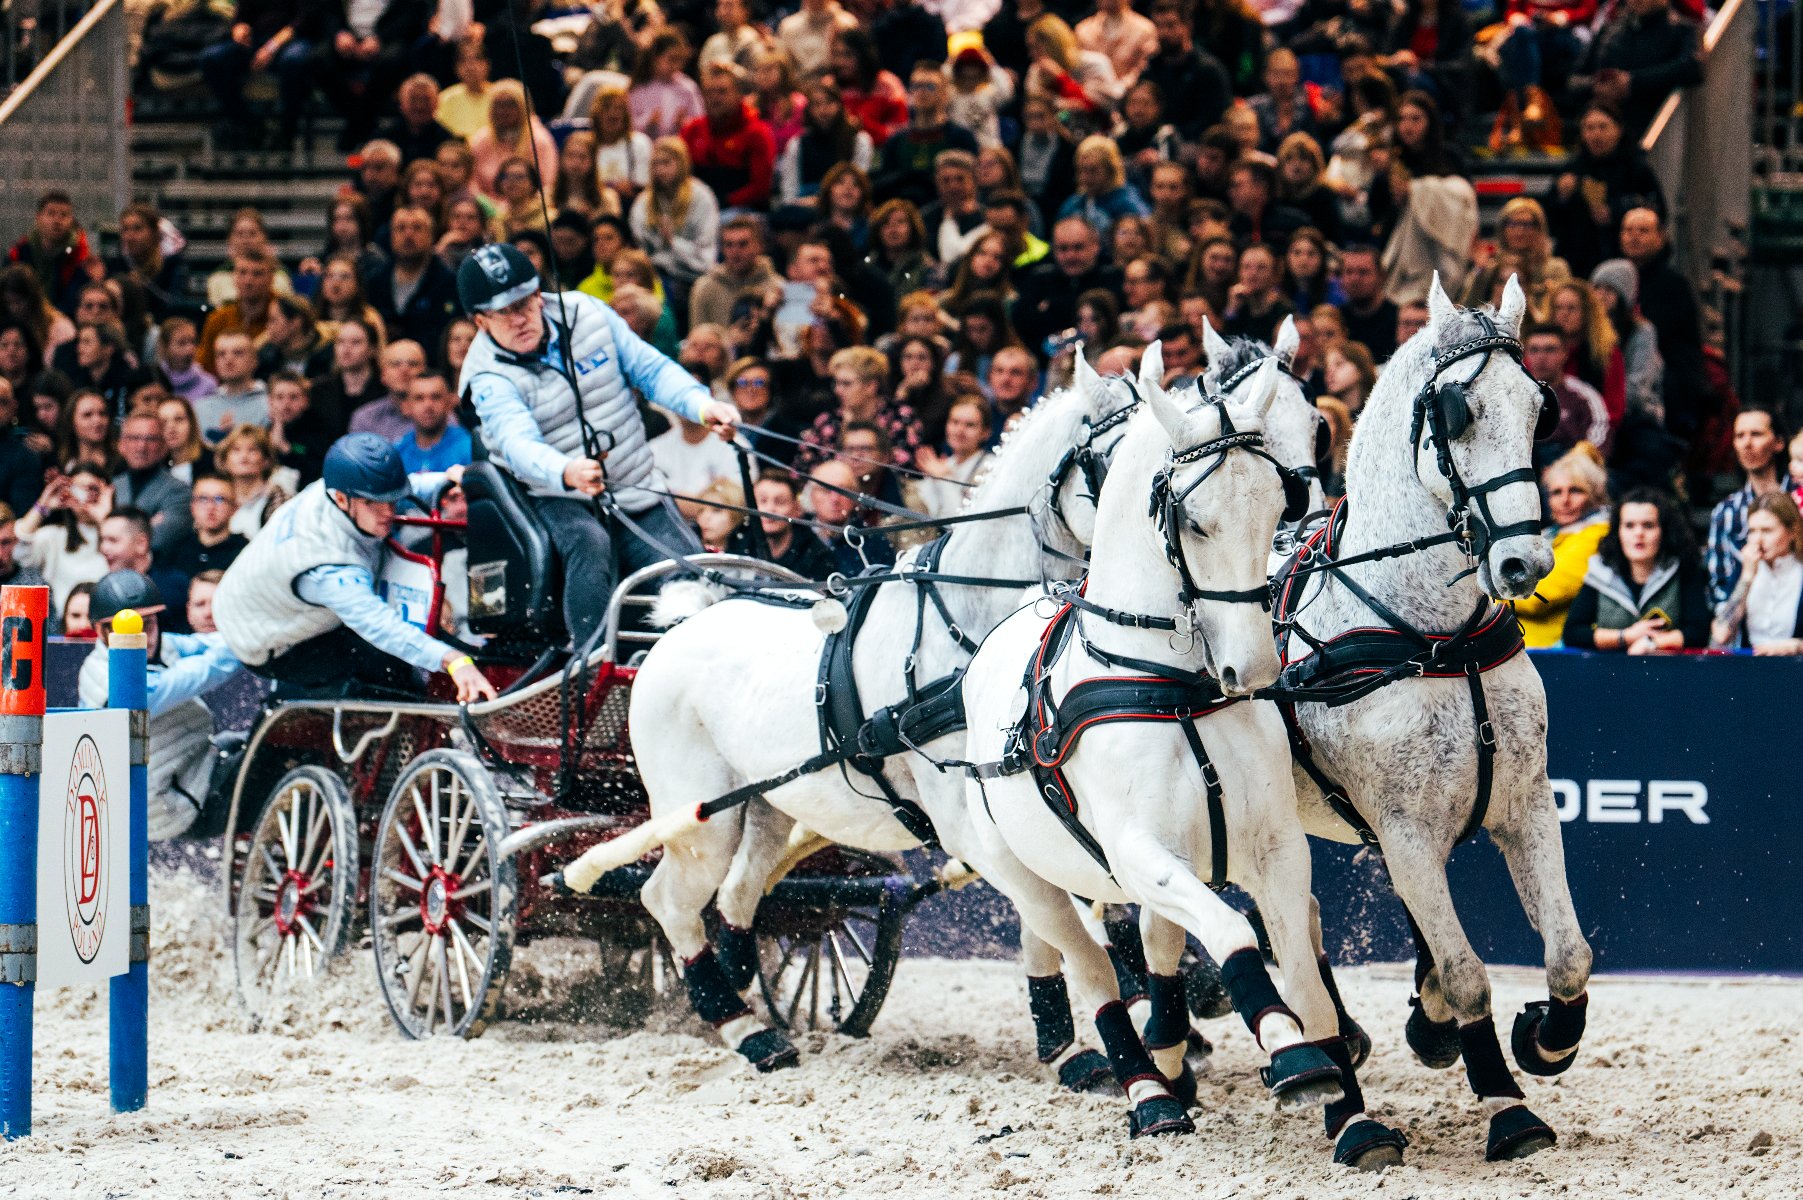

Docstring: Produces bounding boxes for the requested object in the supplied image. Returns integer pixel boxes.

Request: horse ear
[1240,356,1281,419]
[1498,274,1528,336]
[1071,343,1106,411]
[1200,315,1231,379]
[1272,315,1299,366]
[1141,343,1193,446]
[1138,339,1166,398]
[1427,272,1458,327]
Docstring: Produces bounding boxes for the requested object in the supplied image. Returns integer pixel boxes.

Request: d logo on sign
[63,734,111,964]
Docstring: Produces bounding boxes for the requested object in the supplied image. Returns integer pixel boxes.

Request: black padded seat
[461,461,564,642]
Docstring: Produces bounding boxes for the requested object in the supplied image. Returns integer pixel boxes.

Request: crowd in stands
[4,0,1792,655]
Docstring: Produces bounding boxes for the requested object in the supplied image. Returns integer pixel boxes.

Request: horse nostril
[1500,556,1530,586]
[1219,665,1239,692]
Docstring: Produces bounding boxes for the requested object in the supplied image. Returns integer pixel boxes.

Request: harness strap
[1178,719,1230,890]
[1461,661,1496,844]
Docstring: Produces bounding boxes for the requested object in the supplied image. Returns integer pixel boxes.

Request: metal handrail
[0,0,117,127]
[1639,0,1748,154]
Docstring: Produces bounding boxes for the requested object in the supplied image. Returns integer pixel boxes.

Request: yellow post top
[112,609,144,636]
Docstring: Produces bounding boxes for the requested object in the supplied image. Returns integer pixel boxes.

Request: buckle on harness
[1477,720,1497,749]
[814,682,828,708]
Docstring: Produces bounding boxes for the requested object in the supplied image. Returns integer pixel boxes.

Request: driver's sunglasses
[491,294,537,320]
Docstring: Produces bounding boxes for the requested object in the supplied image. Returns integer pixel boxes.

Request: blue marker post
[107,608,149,1113]
[0,584,48,1139]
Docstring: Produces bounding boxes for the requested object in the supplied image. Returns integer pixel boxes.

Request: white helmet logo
[475,245,511,284]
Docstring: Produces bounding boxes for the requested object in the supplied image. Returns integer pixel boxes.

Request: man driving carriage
[454,244,743,648]
[78,569,246,840]
[212,433,500,703]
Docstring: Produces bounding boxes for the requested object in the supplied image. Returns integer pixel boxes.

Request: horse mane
[953,374,1104,515]
[1207,334,1271,384]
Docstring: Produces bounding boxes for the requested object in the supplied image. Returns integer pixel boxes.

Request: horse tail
[562,804,706,893]
[649,579,731,628]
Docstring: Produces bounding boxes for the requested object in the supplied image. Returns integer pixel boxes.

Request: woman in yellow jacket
[1516,443,1610,646]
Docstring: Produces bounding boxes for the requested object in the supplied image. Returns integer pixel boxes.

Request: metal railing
[0,0,126,249]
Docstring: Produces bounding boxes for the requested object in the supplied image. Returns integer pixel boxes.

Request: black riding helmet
[91,569,166,626]
[457,243,540,314]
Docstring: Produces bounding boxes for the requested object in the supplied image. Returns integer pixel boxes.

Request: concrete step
[155,177,346,206]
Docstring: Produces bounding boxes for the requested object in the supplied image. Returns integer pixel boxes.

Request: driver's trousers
[252,625,421,698]
[530,494,702,649]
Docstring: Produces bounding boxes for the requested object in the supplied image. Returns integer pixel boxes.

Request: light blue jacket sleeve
[467,372,574,493]
[600,295,712,425]
[148,632,245,719]
[295,565,457,675]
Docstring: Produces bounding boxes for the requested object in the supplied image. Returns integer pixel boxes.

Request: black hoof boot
[1182,950,1232,1020]
[1487,1104,1556,1161]
[1335,1119,1408,1171]
[1057,1049,1117,1094]
[716,923,758,994]
[1511,1001,1581,1077]
[1260,1044,1345,1109]
[1164,1060,1198,1109]
[1406,996,1462,1069]
[1127,1093,1194,1138]
[737,1027,800,1073]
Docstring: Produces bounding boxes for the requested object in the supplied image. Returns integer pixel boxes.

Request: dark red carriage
[221,465,920,1039]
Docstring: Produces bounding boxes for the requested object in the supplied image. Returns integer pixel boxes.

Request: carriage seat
[461,461,564,643]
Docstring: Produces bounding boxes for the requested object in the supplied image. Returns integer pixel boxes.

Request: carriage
[218,463,934,1040]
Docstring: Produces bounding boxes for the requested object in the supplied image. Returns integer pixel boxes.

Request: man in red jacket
[682,65,776,212]
[7,190,94,315]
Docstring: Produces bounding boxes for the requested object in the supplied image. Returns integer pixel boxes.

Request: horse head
[1201,314,1327,520]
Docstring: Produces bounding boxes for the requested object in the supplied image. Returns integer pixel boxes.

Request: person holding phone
[1564,487,1708,653]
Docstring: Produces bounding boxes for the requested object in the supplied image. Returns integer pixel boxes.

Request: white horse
[560,361,1133,1080]
[1278,276,1589,1161]
[956,353,1407,1165]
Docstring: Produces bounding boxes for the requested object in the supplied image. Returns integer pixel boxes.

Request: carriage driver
[212,433,500,703]
[78,570,247,841]
[455,244,741,647]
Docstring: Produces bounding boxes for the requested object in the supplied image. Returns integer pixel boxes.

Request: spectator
[314,0,431,150]
[349,145,403,239]
[1184,235,1237,314]
[816,164,875,250]
[0,379,45,513]
[1282,226,1342,312]
[216,424,296,538]
[1322,340,1377,415]
[266,372,333,483]
[99,507,189,632]
[186,568,224,634]
[702,0,770,73]
[6,191,92,315]
[807,457,895,574]
[690,477,747,549]
[1569,0,1703,142]
[911,395,994,518]
[1546,102,1665,280]
[112,409,191,555]
[303,195,387,290]
[1076,0,1158,89]
[547,209,597,290]
[629,30,706,141]
[1226,158,1309,249]
[1337,244,1399,361]
[876,68,982,211]
[750,47,808,154]
[197,252,279,372]
[56,389,120,474]
[363,207,462,359]
[733,472,837,576]
[1141,2,1233,140]
[1461,197,1571,315]
[1589,258,1665,425]
[1193,0,1267,94]
[794,346,923,473]
[610,252,683,355]
[440,317,478,382]
[690,215,780,331]
[0,322,41,394]
[1549,281,1625,427]
[982,190,1049,271]
[197,1,320,148]
[892,334,954,444]
[651,413,744,518]
[1707,409,1793,610]
[946,292,1021,382]
[0,502,47,597]
[1220,243,1294,342]
[945,47,1012,151]
[70,321,147,417]
[591,88,654,210]
[871,0,946,84]
[436,37,495,140]
[1711,493,1803,655]
[1016,217,1122,355]
[864,200,937,303]
[1015,96,1078,220]
[472,80,561,198]
[682,65,776,212]
[987,345,1041,428]
[831,28,911,148]
[1619,207,1704,437]
[108,202,192,324]
[1372,92,1476,303]
[393,370,470,473]
[61,584,95,639]
[1516,445,1611,646]
[1024,15,1121,137]
[777,0,858,77]
[12,465,109,615]
[310,317,385,434]
[389,159,451,243]
[492,157,552,239]
[155,395,205,485]
[940,232,1018,321]
[914,151,986,266]
[376,73,456,166]
[256,294,330,380]
[1564,487,1709,652]
[1057,136,1151,245]
[0,264,74,356]
[194,333,269,444]
[435,197,492,275]
[28,374,75,455]
[348,337,427,441]
[47,283,124,378]
[161,473,249,578]
[1523,322,1611,458]
[575,215,632,303]
[151,316,215,404]
[776,76,875,206]
[1249,49,1317,152]
[1273,135,1342,246]
[1395,300,1430,349]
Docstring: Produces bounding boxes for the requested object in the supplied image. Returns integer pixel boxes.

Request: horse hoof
[1487,1104,1556,1161]
[1345,1022,1372,1070]
[1406,997,1462,1070]
[738,1028,800,1073]
[1164,1061,1199,1109]
[1260,1044,1346,1110]
[1182,953,1232,1020]
[1127,1095,1194,1138]
[1511,1003,1578,1077]
[1184,1030,1214,1073]
[1057,1049,1117,1094]
[1335,1119,1408,1172]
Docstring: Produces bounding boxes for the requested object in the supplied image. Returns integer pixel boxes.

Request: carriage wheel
[756,892,907,1038]
[370,750,518,1040]
[233,766,359,1019]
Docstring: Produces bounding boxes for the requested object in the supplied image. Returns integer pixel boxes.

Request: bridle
[1216,350,1331,496]
[1407,314,1555,565]
[1040,392,1140,557]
